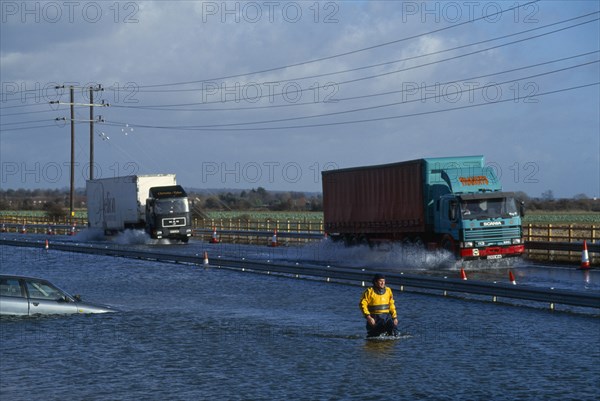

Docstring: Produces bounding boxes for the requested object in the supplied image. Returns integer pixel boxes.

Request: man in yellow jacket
[359,274,399,337]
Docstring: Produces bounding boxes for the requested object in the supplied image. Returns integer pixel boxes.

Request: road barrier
[1,237,598,311]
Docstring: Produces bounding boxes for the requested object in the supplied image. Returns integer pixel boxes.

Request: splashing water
[268,239,457,271]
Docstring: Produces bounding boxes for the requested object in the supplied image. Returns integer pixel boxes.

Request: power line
[111,50,599,112]
[0,123,61,132]
[2,10,596,109]
[131,12,599,94]
[0,102,53,109]
[5,58,597,133]
[116,60,600,129]
[2,10,595,104]
[0,118,53,127]
[102,81,599,132]
[0,108,64,117]
[110,16,599,108]
[136,0,542,89]
[0,50,600,131]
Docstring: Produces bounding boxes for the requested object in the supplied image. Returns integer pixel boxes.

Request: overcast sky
[1,0,599,198]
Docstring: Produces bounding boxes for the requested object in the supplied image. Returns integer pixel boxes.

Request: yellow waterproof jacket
[359,287,397,318]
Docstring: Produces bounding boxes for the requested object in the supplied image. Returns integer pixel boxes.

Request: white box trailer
[86,174,192,242]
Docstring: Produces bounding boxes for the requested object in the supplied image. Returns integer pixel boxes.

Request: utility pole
[51,85,108,221]
[70,86,75,218]
[90,87,94,180]
[89,85,104,180]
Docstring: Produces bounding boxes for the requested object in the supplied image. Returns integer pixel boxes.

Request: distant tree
[572,194,595,211]
[204,197,221,209]
[514,191,530,203]
[219,192,237,208]
[541,190,554,201]
[21,198,33,209]
[256,187,267,197]
[310,196,323,211]
[0,198,11,210]
[43,201,67,220]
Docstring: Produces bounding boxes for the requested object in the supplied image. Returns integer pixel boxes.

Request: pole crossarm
[49,101,109,107]
[54,117,105,123]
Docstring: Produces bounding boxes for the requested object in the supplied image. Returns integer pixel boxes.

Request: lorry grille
[463,225,521,243]
[162,217,187,227]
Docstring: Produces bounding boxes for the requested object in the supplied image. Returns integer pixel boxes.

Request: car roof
[0,274,50,282]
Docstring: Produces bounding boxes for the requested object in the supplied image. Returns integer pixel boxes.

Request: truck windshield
[460,197,519,219]
[154,198,189,214]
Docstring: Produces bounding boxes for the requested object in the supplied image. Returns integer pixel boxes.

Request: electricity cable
[100,82,599,131]
[136,1,542,88]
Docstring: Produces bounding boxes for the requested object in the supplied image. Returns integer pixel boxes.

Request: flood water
[1,243,599,400]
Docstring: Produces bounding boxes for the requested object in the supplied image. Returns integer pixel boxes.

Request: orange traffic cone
[580,240,590,270]
[210,227,219,244]
[21,225,26,234]
[203,251,209,266]
[460,268,467,280]
[269,229,278,247]
[508,270,517,285]
[70,223,76,236]
[45,239,49,250]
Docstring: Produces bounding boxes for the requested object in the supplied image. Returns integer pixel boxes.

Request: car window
[25,281,64,301]
[0,278,24,298]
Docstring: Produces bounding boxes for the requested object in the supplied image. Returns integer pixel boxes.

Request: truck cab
[429,161,524,260]
[145,185,192,242]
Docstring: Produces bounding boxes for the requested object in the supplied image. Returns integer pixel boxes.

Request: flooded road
[1,241,599,400]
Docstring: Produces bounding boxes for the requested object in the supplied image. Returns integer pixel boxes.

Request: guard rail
[0,237,598,310]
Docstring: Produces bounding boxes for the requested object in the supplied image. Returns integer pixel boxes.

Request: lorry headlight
[463,241,474,248]
[512,238,522,244]
[476,241,485,247]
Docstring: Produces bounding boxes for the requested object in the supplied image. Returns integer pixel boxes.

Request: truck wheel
[441,235,456,254]
[343,235,355,247]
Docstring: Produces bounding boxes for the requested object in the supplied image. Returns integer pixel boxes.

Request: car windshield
[26,281,66,301]
[460,197,519,219]
[154,198,189,214]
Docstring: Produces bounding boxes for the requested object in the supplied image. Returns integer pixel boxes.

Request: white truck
[86,174,192,242]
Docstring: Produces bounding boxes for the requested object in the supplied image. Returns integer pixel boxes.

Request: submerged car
[0,274,116,316]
